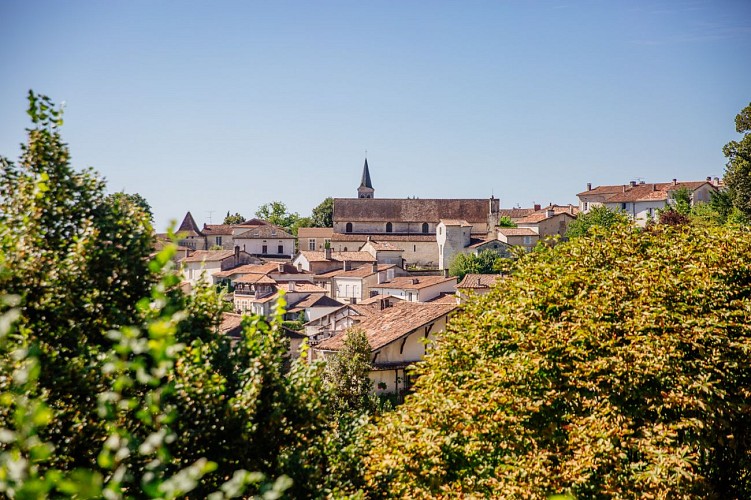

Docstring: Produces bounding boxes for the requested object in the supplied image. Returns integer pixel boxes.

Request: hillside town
[166,159,724,398]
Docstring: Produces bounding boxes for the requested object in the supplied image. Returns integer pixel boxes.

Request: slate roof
[177,212,203,237]
[372,275,457,290]
[360,158,373,189]
[315,302,457,352]
[333,198,492,223]
[457,273,504,289]
[180,250,236,263]
[299,251,376,263]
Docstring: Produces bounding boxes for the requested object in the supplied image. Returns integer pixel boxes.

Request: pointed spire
[360,158,373,189]
[177,211,203,236]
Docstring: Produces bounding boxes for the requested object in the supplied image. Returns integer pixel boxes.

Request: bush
[364,224,751,498]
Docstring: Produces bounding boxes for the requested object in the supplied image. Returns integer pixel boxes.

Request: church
[331,159,508,269]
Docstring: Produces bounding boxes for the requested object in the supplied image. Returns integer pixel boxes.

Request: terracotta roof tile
[297,227,334,238]
[439,219,471,226]
[497,228,538,237]
[278,282,327,293]
[334,264,396,279]
[299,251,376,263]
[457,273,505,289]
[202,224,235,235]
[179,250,236,263]
[372,275,457,290]
[315,302,457,351]
[235,225,294,239]
[363,240,403,251]
[578,181,716,201]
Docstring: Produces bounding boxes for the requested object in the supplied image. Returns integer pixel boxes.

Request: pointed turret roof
[177,211,203,236]
[360,158,373,189]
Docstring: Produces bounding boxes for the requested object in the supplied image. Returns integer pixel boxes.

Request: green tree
[222,211,245,225]
[565,204,630,238]
[448,250,505,281]
[106,191,154,222]
[723,102,751,219]
[255,201,300,232]
[364,224,751,498]
[669,186,692,215]
[310,197,334,228]
[498,215,517,228]
[324,328,375,417]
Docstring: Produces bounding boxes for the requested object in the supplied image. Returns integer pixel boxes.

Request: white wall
[235,237,295,256]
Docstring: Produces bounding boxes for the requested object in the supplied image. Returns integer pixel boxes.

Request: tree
[106,191,154,222]
[0,92,345,498]
[498,215,517,228]
[223,211,245,225]
[448,250,505,281]
[255,201,300,232]
[723,102,751,219]
[669,186,692,216]
[364,224,751,498]
[310,197,334,228]
[324,328,375,417]
[565,205,630,238]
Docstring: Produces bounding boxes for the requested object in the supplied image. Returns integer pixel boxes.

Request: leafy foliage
[107,191,154,222]
[223,211,245,225]
[364,224,751,498]
[324,328,375,417]
[566,205,630,238]
[498,215,517,228]
[448,250,506,281]
[255,201,300,232]
[310,197,334,228]
[723,102,751,219]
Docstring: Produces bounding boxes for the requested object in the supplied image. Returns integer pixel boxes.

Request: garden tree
[498,215,517,228]
[0,91,155,471]
[669,186,692,216]
[0,92,355,498]
[255,201,300,232]
[363,224,751,498]
[291,216,313,237]
[565,204,630,238]
[448,249,505,281]
[324,328,376,417]
[106,191,154,222]
[223,211,245,225]
[310,197,334,228]
[723,102,751,218]
[658,208,690,226]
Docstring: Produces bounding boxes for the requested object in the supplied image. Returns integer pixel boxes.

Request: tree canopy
[565,205,630,238]
[255,201,300,232]
[222,211,245,225]
[723,102,751,219]
[448,250,507,281]
[364,224,751,497]
[310,197,334,228]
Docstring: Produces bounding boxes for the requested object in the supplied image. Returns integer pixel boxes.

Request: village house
[304,302,379,340]
[233,278,331,319]
[331,263,408,304]
[213,262,314,288]
[496,227,540,252]
[297,227,334,252]
[456,274,505,303]
[514,204,578,238]
[233,222,296,258]
[312,301,458,396]
[179,248,257,286]
[293,248,376,274]
[577,178,721,226]
[369,275,458,303]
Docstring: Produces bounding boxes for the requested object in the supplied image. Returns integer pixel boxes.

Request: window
[584,202,589,211]
[386,222,393,233]
[438,226,442,235]
[422,222,429,233]
[523,236,531,245]
[308,239,316,250]
[215,236,222,246]
[621,202,627,210]
[346,222,352,233]
[413,245,416,252]
[262,245,268,254]
[278,245,283,254]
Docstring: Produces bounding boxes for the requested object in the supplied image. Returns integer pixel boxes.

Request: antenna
[365,149,367,159]
[206,210,214,224]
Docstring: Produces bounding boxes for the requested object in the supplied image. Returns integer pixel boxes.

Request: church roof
[360,158,373,188]
[333,198,492,223]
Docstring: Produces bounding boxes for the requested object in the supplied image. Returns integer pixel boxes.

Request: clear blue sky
[2,0,750,230]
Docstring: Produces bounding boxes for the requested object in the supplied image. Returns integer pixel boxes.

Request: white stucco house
[179,248,257,286]
[577,178,721,227]
[369,275,457,303]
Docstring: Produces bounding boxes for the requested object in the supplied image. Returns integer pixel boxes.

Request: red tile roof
[372,275,457,291]
[297,227,334,238]
[457,273,505,289]
[578,181,716,202]
[333,198,492,223]
[497,227,538,237]
[315,302,457,351]
[334,264,396,279]
[179,250,236,263]
[299,251,376,263]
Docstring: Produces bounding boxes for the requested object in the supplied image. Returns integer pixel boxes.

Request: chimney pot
[324,247,332,260]
[586,182,592,191]
[673,179,677,185]
[534,203,541,211]
[630,180,637,187]
[278,262,284,273]
[546,208,555,218]
[707,176,712,182]
[411,278,419,285]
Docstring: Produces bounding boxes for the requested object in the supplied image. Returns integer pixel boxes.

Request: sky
[1,0,750,231]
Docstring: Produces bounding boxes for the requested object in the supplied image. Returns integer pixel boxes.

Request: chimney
[630,180,637,187]
[622,185,626,192]
[288,281,295,292]
[372,262,378,273]
[569,205,574,214]
[639,180,645,185]
[652,184,656,191]
[586,182,592,191]
[546,208,555,218]
[411,278,419,285]
[324,247,332,260]
[234,246,240,265]
[706,176,712,182]
[278,262,284,273]
[443,268,449,278]
[343,260,351,271]
[673,179,677,185]
[534,203,541,211]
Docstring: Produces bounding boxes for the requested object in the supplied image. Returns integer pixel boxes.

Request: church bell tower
[357,158,374,199]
